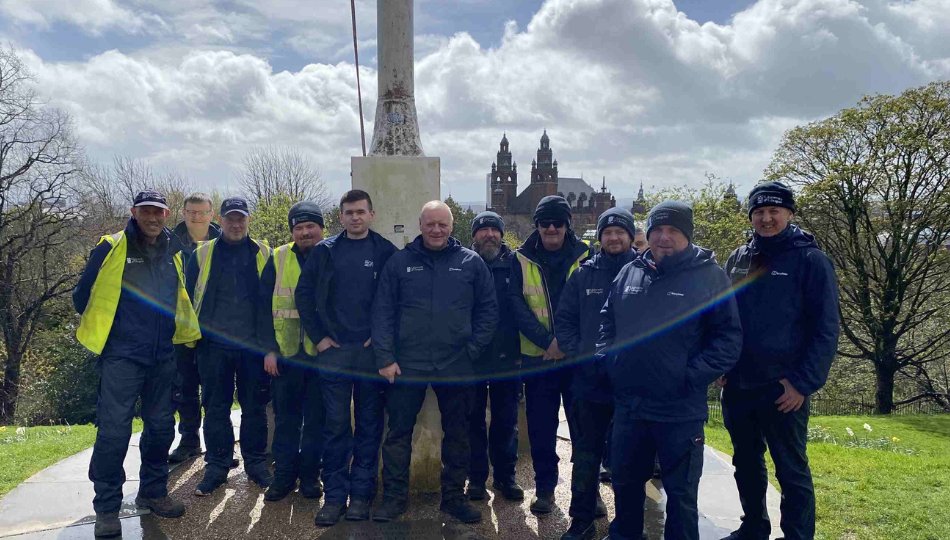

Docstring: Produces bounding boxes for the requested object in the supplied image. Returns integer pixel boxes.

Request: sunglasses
[538,219,566,229]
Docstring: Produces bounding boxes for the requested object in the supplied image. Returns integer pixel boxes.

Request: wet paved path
[0,412,781,539]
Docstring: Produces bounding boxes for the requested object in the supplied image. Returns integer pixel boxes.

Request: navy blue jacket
[555,249,637,403]
[185,236,265,351]
[475,244,520,378]
[296,230,397,349]
[509,231,591,367]
[724,224,839,396]
[598,245,742,421]
[73,218,180,363]
[372,236,498,371]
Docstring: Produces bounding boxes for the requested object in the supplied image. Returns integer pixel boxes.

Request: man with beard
[466,211,524,503]
[296,190,398,525]
[720,182,839,540]
[509,195,590,514]
[168,192,221,464]
[372,201,497,524]
[555,207,639,540]
[258,202,327,503]
[187,197,272,496]
[599,201,742,540]
[74,190,200,537]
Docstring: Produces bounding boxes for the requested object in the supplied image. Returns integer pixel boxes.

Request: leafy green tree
[444,196,477,247]
[248,193,295,247]
[766,81,950,413]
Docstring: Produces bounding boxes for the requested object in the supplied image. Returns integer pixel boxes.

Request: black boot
[345,498,372,521]
[314,501,347,526]
[372,498,408,522]
[194,468,228,496]
[94,512,121,538]
[530,490,555,514]
[135,495,185,518]
[493,480,526,501]
[263,478,296,502]
[440,499,483,523]
[467,483,487,501]
[168,443,202,464]
[561,519,595,540]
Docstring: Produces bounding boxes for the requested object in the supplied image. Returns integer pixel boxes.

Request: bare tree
[767,81,950,413]
[240,146,331,210]
[0,48,84,422]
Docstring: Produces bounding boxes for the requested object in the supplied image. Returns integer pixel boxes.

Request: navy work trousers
[197,344,268,473]
[609,407,705,540]
[522,364,575,493]
[568,398,613,523]
[171,344,201,447]
[89,355,176,514]
[270,355,325,485]
[723,382,814,540]
[319,345,386,504]
[467,378,520,487]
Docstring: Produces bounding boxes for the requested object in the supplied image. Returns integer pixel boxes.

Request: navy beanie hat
[596,207,637,241]
[472,211,505,236]
[533,195,573,225]
[646,200,694,242]
[747,181,796,219]
[287,201,325,231]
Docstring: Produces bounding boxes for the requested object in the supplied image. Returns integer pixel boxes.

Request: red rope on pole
[351,0,367,157]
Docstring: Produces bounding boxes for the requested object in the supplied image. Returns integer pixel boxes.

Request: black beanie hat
[287,201,325,231]
[472,211,505,236]
[747,181,796,219]
[533,195,573,225]
[597,207,636,241]
[646,200,694,242]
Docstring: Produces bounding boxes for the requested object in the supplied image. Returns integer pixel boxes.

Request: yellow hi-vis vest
[271,243,317,357]
[191,237,270,316]
[76,231,201,355]
[515,248,588,357]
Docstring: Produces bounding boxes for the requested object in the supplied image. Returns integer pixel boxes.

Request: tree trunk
[874,364,896,414]
[0,347,23,424]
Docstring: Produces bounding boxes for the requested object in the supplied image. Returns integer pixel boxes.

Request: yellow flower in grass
[892,436,900,443]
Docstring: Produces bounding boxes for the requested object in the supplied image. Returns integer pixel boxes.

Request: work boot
[561,519,595,540]
[720,529,769,540]
[493,480,525,501]
[230,457,240,469]
[245,463,274,489]
[530,490,555,514]
[264,477,296,502]
[299,478,324,499]
[595,494,608,518]
[599,464,612,483]
[314,501,347,526]
[94,512,121,538]
[345,498,372,521]
[466,483,487,501]
[168,443,202,464]
[372,498,408,522]
[135,495,185,518]
[440,499,483,523]
[194,468,228,496]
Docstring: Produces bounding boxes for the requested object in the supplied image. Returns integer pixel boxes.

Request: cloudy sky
[2,0,948,204]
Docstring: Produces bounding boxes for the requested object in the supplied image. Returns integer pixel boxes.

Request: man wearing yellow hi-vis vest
[73,190,199,538]
[184,197,272,497]
[257,201,327,504]
[508,195,590,515]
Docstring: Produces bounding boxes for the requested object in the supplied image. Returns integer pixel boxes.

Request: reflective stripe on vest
[191,237,270,316]
[76,231,201,355]
[516,249,587,357]
[272,243,317,357]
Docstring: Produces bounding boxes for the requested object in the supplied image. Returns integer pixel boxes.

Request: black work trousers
[89,355,176,513]
[172,344,201,447]
[468,378,520,487]
[270,355,325,485]
[723,382,814,540]
[380,364,474,504]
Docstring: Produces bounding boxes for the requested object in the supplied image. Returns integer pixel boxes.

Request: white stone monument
[351,0,442,492]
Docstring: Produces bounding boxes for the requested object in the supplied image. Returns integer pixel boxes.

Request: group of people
[74,181,839,540]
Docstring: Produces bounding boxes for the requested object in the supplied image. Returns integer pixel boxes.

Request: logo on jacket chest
[406,266,424,273]
[771,270,789,277]
[126,257,144,264]
[623,285,644,294]
[364,260,374,267]
[585,288,604,296]
[449,267,463,272]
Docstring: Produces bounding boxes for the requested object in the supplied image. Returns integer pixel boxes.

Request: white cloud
[12,0,950,203]
[0,0,166,35]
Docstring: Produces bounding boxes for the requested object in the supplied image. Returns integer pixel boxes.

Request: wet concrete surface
[7,438,733,540]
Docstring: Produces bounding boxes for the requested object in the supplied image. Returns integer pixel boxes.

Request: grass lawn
[704,414,950,540]
[0,420,142,499]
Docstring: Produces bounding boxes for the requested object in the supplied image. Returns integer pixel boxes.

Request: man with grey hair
[371,200,498,524]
